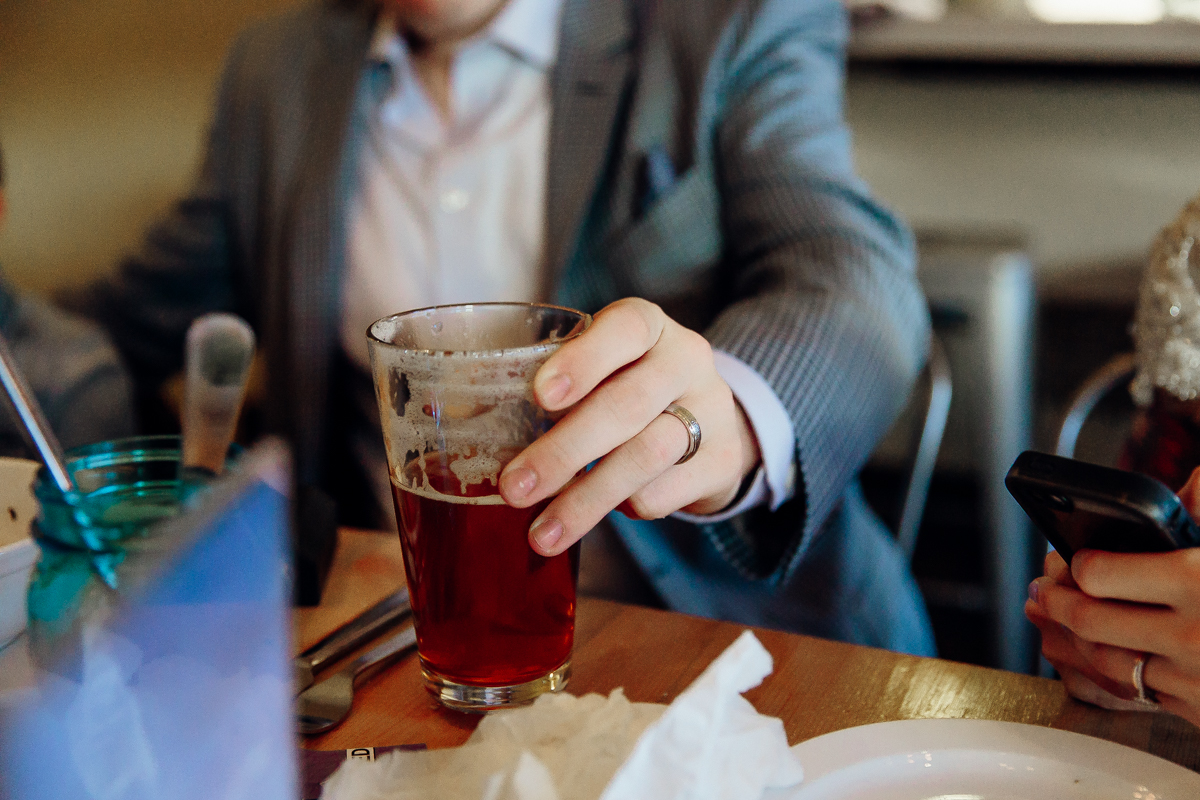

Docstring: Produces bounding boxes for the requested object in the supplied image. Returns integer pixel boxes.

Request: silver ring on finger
[1133,653,1160,707]
[663,403,702,465]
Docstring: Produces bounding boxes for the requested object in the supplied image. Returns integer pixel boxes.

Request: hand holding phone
[1005,451,1200,563]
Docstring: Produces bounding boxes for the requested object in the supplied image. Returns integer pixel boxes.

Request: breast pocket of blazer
[605,166,722,298]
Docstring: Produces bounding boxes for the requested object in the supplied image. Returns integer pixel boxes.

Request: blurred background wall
[0,0,297,294]
[848,71,1200,282]
[3,1,1199,295]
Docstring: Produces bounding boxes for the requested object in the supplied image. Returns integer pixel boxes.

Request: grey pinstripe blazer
[82,0,935,653]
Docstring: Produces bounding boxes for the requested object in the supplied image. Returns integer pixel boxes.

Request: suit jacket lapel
[278,2,374,486]
[543,0,635,298]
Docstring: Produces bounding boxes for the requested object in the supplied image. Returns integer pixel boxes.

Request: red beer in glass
[367,303,590,710]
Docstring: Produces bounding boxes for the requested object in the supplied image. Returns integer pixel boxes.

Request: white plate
[779,718,1200,799]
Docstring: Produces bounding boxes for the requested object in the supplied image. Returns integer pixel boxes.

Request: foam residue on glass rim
[368,305,588,498]
[368,304,588,359]
[373,347,556,497]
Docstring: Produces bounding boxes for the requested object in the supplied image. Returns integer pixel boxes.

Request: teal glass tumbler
[26,435,237,666]
[32,434,232,552]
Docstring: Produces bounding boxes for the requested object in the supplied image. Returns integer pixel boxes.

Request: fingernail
[1028,579,1040,604]
[502,466,537,502]
[538,372,571,407]
[531,517,563,553]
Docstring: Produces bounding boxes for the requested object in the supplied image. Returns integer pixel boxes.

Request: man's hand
[1026,467,1200,727]
[498,298,762,556]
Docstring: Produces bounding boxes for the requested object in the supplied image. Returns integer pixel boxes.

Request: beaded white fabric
[1131,194,1200,405]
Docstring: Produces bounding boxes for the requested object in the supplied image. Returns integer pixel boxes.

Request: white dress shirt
[340,0,558,365]
[342,0,796,518]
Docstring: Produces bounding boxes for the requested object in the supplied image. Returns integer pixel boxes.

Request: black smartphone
[1005,451,1200,563]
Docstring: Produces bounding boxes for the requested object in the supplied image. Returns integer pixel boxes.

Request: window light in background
[1167,0,1200,21]
[1025,0,1165,23]
[846,0,948,21]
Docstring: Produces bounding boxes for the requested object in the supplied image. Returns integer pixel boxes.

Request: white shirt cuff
[672,349,797,523]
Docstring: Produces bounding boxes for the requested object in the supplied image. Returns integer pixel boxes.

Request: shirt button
[440,189,470,212]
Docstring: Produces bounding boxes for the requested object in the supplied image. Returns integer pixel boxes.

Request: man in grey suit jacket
[79,0,936,654]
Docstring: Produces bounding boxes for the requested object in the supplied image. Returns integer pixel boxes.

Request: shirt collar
[367,0,564,71]
[367,10,404,67]
[487,0,564,69]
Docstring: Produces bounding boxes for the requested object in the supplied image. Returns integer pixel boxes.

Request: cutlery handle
[351,625,418,679]
[300,587,411,672]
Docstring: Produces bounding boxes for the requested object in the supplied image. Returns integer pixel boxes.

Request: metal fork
[297,624,418,735]
[294,587,411,694]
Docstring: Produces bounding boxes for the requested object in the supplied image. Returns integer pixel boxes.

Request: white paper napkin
[320,630,803,800]
[600,630,803,800]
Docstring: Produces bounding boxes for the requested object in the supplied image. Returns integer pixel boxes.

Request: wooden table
[298,530,1200,772]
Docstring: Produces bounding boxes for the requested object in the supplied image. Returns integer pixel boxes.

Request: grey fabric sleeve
[699,0,929,581]
[0,279,135,455]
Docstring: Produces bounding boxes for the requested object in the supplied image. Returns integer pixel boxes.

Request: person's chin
[388,0,502,41]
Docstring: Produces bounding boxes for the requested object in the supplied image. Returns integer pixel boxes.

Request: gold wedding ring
[664,403,702,465]
[1133,653,1159,707]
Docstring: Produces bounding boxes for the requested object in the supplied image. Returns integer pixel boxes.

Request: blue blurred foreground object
[0,439,297,800]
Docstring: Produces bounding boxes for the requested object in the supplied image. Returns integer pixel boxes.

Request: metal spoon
[297,623,418,735]
[294,587,412,694]
[0,330,73,492]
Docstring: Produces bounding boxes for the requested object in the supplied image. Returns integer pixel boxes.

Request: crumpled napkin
[320,630,803,800]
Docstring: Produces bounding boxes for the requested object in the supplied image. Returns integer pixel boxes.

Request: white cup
[0,458,42,649]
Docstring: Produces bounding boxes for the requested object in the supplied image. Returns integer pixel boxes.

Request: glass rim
[62,434,183,461]
[365,301,592,357]
[34,434,242,502]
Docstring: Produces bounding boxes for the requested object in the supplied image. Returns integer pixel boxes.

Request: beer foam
[391,479,507,506]
[449,452,502,491]
[374,346,556,497]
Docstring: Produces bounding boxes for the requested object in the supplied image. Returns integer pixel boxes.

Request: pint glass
[366,303,591,710]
